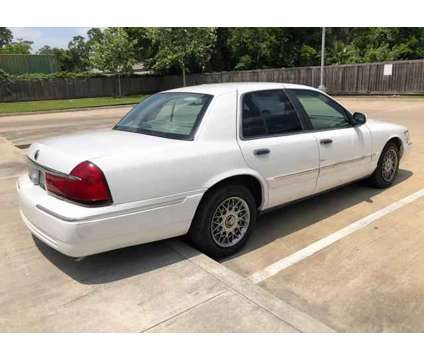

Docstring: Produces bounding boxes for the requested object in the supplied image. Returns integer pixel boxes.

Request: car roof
[162,82,316,96]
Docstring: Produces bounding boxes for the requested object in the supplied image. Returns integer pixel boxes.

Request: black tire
[188,184,257,259]
[368,142,400,188]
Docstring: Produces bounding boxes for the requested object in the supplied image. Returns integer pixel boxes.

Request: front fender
[366,119,409,160]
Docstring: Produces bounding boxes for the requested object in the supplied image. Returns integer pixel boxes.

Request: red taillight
[45,161,112,205]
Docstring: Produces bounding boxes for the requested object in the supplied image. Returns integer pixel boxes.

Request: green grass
[0,95,147,114]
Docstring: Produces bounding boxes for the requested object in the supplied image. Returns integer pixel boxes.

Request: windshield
[114,92,213,140]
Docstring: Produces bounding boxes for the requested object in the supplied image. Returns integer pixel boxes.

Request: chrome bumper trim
[267,154,372,183]
[36,197,188,223]
[320,155,371,170]
[269,168,318,182]
[26,156,76,179]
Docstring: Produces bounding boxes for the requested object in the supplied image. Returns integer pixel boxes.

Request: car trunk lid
[27,128,182,174]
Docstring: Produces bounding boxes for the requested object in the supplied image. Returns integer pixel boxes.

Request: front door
[287,89,372,192]
[237,89,320,208]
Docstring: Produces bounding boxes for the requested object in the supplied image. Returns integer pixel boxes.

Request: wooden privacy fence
[1,59,424,102]
[0,76,162,102]
[170,59,424,95]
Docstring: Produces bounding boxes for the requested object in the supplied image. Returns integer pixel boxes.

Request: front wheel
[188,184,257,258]
[369,142,400,188]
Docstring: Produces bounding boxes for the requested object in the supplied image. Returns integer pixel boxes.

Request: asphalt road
[0,106,132,147]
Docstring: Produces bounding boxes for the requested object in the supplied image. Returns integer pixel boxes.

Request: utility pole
[318,27,326,92]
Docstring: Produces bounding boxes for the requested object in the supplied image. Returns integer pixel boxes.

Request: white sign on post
[384,64,393,76]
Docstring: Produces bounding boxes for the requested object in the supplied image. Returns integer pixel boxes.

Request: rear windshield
[114,92,213,140]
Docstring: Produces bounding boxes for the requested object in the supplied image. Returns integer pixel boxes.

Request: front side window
[242,90,302,138]
[290,90,351,130]
[114,92,213,140]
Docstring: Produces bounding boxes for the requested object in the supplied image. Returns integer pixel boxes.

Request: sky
[10,27,91,52]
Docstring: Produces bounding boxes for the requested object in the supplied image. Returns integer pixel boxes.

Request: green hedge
[0,70,140,81]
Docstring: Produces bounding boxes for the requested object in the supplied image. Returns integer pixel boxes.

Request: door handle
[320,138,333,145]
[254,148,270,156]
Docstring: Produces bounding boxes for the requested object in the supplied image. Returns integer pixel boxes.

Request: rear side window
[242,90,302,139]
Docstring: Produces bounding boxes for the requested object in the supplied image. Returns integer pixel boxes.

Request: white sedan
[17,83,411,258]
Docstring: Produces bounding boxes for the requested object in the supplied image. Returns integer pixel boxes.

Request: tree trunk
[117,73,122,97]
[181,63,186,87]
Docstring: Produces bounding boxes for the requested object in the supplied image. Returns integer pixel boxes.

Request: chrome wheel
[210,196,250,248]
[382,147,398,182]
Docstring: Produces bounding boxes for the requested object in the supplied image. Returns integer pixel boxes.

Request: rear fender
[203,168,268,209]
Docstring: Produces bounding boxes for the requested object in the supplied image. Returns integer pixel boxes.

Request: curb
[0,103,136,117]
[170,240,334,333]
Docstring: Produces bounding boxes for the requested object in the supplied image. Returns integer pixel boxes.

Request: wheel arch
[202,170,268,210]
[386,135,404,158]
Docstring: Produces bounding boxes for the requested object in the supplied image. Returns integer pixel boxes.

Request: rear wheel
[188,184,257,258]
[369,142,400,188]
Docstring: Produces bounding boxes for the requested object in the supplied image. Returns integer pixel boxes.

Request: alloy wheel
[210,196,250,248]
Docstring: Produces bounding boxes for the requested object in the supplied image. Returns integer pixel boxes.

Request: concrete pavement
[223,96,424,332]
[0,136,26,178]
[0,106,332,332]
[0,173,329,332]
[2,97,424,332]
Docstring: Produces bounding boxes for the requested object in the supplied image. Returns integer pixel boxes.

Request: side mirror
[352,112,367,126]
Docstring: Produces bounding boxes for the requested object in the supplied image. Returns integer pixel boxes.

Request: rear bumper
[17,175,203,257]
[20,209,78,256]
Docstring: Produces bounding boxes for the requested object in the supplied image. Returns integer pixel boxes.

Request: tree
[279,28,321,67]
[123,27,154,62]
[227,28,279,70]
[38,28,105,72]
[226,28,321,70]
[148,28,217,86]
[87,28,104,46]
[37,46,74,71]
[7,26,424,78]
[0,39,33,54]
[0,27,12,47]
[90,27,137,96]
[208,27,233,72]
[67,35,91,71]
[326,27,424,64]
[37,45,54,55]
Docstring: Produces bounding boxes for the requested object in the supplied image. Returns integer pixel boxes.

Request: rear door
[237,89,320,208]
[287,89,372,192]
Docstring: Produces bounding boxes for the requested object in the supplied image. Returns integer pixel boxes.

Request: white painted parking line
[249,188,424,284]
